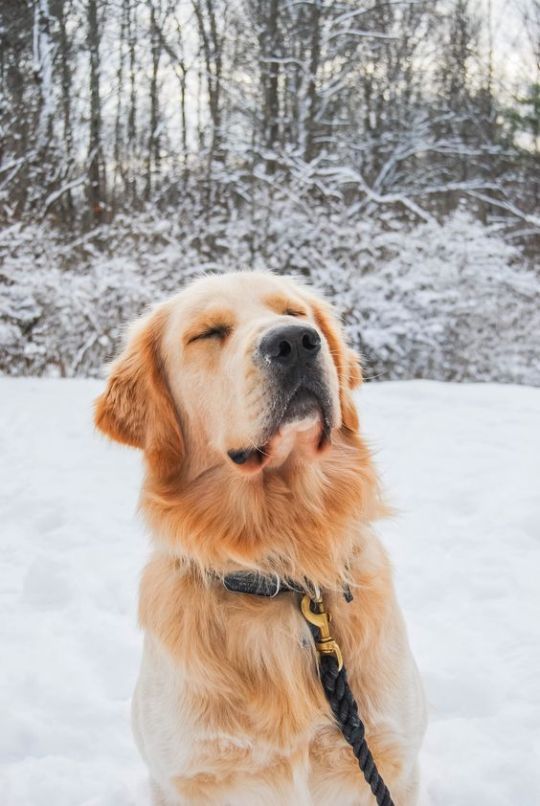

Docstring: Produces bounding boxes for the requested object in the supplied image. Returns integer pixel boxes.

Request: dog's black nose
[259,325,321,368]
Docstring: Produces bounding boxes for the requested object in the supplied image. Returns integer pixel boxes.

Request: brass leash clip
[301,593,343,671]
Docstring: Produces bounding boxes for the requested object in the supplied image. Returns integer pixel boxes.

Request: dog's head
[95,272,362,480]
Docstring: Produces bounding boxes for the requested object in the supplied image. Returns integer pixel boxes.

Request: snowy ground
[1,378,539,805]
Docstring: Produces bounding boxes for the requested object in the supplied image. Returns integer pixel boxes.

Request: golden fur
[95,271,425,805]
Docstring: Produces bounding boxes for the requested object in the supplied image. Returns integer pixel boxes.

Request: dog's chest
[131,630,325,803]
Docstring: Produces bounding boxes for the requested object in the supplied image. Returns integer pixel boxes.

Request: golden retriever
[94,271,426,805]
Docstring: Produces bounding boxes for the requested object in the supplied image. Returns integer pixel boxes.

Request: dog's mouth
[228,387,332,472]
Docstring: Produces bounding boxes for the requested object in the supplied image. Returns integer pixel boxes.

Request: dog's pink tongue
[265,412,323,468]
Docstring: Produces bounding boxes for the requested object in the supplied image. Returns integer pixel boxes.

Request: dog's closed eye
[188,325,231,344]
[284,308,307,318]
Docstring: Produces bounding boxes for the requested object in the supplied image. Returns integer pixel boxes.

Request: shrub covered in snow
[311,213,540,384]
[0,203,538,384]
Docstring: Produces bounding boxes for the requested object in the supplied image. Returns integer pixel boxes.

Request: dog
[94,271,426,805]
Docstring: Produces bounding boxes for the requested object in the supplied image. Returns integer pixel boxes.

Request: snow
[1,378,539,805]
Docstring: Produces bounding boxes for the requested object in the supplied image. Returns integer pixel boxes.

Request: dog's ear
[94,306,183,474]
[309,297,362,432]
[345,345,363,390]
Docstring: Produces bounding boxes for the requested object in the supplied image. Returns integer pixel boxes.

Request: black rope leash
[301,594,394,806]
[221,573,394,806]
[319,655,393,806]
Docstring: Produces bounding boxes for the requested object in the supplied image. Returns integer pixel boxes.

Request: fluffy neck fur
[140,425,383,590]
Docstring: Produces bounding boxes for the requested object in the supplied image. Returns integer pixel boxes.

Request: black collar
[223,572,305,597]
[222,572,353,602]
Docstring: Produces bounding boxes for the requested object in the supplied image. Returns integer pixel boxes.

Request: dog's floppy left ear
[309,296,361,432]
[94,305,183,474]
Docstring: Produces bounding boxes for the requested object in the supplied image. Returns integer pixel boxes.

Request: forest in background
[1,0,539,383]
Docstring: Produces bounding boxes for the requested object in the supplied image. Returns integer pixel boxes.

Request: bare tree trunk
[113,0,128,208]
[153,12,190,185]
[87,0,106,224]
[0,23,5,171]
[34,0,55,151]
[196,51,204,151]
[304,0,321,163]
[193,0,226,207]
[52,0,74,222]
[258,0,280,173]
[206,0,224,163]
[146,0,161,201]
[29,0,59,215]
[172,16,189,184]
[126,0,138,204]
[180,66,188,184]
